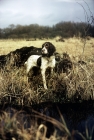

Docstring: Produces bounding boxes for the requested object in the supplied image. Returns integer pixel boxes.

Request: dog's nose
[41,48,45,53]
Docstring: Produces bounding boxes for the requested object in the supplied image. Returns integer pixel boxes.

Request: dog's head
[41,42,56,57]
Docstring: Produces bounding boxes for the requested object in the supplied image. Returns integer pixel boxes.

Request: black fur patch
[37,57,41,67]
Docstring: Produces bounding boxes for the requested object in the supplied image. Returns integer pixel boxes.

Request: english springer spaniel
[25,42,56,89]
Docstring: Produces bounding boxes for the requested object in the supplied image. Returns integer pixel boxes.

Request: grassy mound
[0,57,93,106]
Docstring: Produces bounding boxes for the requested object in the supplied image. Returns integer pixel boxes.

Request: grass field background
[0,37,94,58]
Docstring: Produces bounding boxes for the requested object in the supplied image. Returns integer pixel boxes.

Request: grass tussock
[0,57,93,105]
[0,108,93,140]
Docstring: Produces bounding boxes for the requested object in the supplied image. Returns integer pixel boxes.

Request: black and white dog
[25,42,56,89]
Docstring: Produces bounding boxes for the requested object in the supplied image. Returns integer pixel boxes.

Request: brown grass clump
[0,56,93,105]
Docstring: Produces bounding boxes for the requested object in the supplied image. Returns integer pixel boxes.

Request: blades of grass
[75,130,86,140]
[85,123,89,139]
[56,106,67,126]
[32,109,71,137]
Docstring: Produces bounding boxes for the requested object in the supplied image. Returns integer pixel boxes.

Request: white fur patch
[25,55,41,73]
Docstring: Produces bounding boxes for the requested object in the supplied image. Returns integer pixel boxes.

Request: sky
[0,0,94,28]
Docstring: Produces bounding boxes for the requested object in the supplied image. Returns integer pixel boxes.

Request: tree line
[0,21,94,39]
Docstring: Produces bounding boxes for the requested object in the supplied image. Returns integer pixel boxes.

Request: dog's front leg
[41,68,47,89]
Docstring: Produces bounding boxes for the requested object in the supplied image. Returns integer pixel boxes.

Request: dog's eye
[45,44,48,48]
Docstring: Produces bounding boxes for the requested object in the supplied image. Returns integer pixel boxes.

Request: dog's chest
[41,56,55,67]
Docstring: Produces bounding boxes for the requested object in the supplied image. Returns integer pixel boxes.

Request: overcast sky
[0,0,94,28]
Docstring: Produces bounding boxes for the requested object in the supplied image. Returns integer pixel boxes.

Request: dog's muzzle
[41,48,48,54]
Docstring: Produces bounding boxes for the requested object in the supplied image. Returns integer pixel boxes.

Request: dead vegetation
[0,37,94,140]
[0,107,93,140]
[0,37,94,105]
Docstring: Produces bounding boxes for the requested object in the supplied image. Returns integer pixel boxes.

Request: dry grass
[0,108,71,140]
[0,37,94,104]
[0,108,93,140]
[0,37,94,57]
[0,37,94,139]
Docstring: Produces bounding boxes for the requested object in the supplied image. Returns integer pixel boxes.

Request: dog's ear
[48,42,56,57]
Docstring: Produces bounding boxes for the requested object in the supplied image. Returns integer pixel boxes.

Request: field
[0,37,94,104]
[0,37,94,139]
[0,37,94,57]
